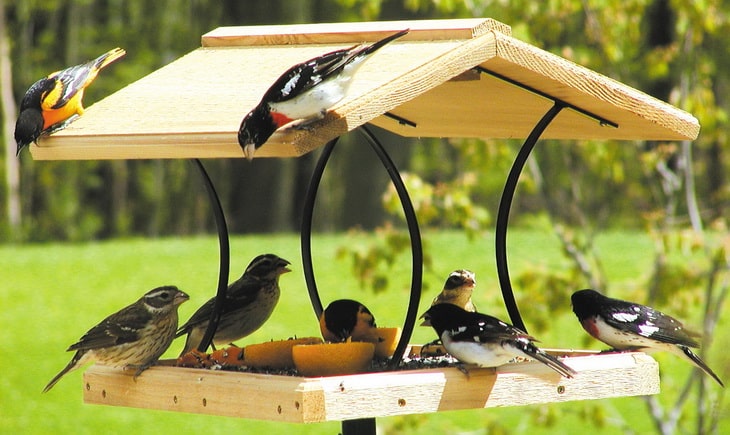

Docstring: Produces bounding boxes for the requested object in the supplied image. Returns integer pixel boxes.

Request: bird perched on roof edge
[176,254,291,356]
[43,285,188,392]
[571,288,724,387]
[15,47,126,156]
[421,269,477,327]
[237,29,409,161]
[422,303,576,378]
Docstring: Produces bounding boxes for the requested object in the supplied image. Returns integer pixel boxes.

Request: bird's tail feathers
[355,29,409,59]
[677,344,724,387]
[42,351,85,393]
[93,47,126,72]
[518,341,577,378]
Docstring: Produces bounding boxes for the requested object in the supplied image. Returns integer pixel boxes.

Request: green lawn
[1,231,727,434]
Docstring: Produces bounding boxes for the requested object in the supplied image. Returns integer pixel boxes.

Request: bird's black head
[143,285,189,310]
[15,76,57,156]
[571,289,607,320]
[322,299,373,341]
[238,105,277,161]
[421,303,469,337]
[14,109,44,156]
[244,254,291,280]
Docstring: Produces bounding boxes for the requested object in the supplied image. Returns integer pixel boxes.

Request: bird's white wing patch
[638,322,660,337]
[611,312,640,323]
[281,75,300,98]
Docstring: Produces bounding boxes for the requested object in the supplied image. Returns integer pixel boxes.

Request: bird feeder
[32,18,699,434]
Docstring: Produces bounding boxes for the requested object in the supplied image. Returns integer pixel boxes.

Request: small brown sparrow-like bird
[176,254,291,355]
[319,299,378,343]
[421,269,477,327]
[572,289,723,387]
[43,286,188,392]
[422,303,576,378]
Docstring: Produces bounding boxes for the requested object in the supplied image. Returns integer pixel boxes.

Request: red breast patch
[582,318,600,339]
[270,111,294,128]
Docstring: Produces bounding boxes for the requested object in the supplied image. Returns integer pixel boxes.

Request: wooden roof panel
[30,19,698,161]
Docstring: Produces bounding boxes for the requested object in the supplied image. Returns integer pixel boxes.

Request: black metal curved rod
[191,159,231,352]
[359,125,423,369]
[495,102,565,333]
[301,138,340,321]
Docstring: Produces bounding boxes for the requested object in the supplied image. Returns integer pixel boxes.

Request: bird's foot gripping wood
[126,362,154,380]
[456,362,471,379]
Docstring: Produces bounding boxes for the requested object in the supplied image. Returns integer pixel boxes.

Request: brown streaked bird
[43,286,188,392]
[15,47,126,155]
[176,254,291,356]
[421,269,477,327]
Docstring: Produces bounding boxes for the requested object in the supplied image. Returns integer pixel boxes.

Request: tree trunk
[0,0,21,238]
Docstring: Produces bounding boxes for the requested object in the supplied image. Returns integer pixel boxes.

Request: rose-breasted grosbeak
[43,286,188,392]
[176,254,291,355]
[572,289,724,387]
[422,303,576,378]
[421,269,477,327]
[237,29,408,161]
[15,47,125,156]
[319,299,378,343]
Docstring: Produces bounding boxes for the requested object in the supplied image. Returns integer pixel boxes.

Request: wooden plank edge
[29,132,300,160]
[201,18,511,47]
[82,351,658,423]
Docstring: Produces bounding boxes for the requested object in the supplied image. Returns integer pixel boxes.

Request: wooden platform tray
[82,351,659,423]
[32,18,699,161]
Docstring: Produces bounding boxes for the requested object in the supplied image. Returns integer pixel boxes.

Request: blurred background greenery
[1,0,728,434]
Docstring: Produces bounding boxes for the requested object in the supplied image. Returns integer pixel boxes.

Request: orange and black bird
[237,29,408,161]
[319,299,378,343]
[15,47,126,156]
[43,286,188,392]
[572,289,724,387]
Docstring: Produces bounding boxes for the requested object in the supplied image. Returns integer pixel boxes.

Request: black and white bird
[422,303,576,378]
[44,286,188,392]
[176,254,291,356]
[571,289,724,387]
[237,29,408,160]
[421,269,477,327]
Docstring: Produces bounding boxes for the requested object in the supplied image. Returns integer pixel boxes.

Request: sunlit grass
[1,231,727,434]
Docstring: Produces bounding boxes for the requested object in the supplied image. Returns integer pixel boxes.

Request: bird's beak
[419,311,431,327]
[175,291,190,305]
[244,144,256,161]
